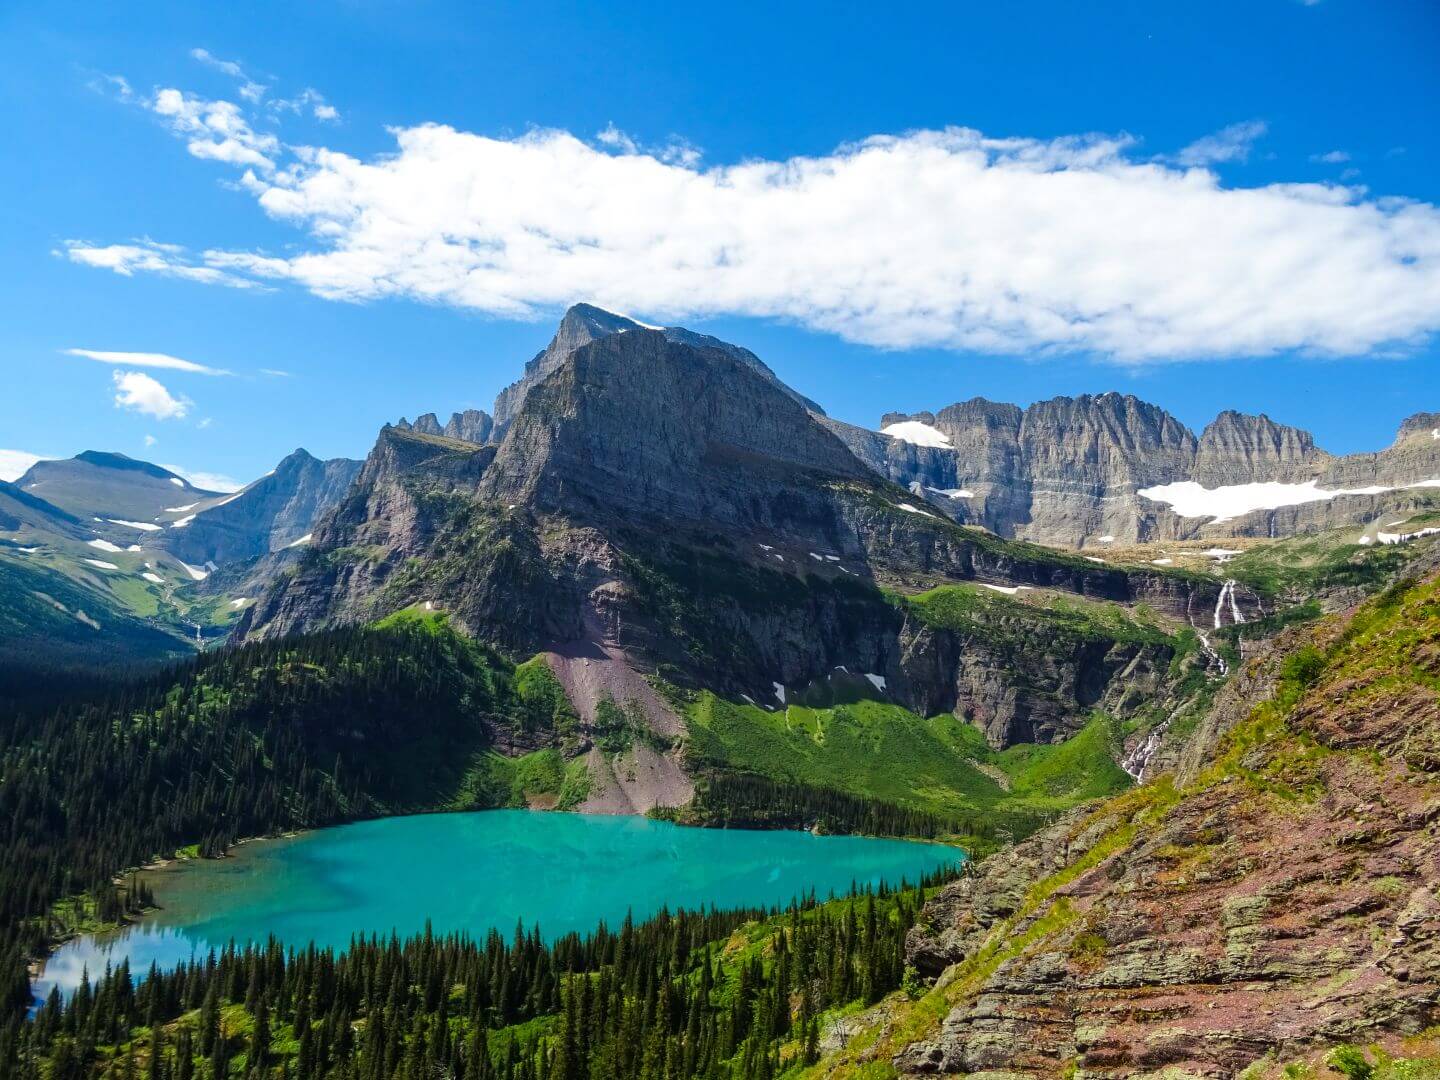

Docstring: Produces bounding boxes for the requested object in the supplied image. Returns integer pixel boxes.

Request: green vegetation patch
[893,582,1175,647]
[682,692,1133,841]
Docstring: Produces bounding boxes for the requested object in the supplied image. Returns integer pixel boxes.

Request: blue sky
[2,0,1438,488]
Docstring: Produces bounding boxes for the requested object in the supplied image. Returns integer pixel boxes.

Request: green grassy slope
[681,691,1133,840]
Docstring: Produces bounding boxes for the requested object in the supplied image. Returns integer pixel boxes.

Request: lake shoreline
[31,810,965,1003]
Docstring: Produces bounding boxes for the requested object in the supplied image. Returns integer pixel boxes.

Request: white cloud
[270,87,338,122]
[65,348,231,376]
[190,47,245,78]
[112,371,191,420]
[259,368,292,377]
[150,87,280,171]
[65,120,1440,362]
[160,464,245,492]
[60,239,260,289]
[0,449,50,482]
[143,434,158,447]
[1311,149,1351,164]
[1176,120,1268,166]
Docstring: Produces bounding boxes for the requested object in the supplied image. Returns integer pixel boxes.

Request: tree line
[674,772,1011,841]
[0,620,514,1031]
[12,870,955,1079]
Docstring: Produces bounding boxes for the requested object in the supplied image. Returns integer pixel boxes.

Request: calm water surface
[36,811,962,1002]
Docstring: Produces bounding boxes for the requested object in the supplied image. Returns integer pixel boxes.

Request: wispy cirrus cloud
[65,348,232,376]
[1175,119,1268,166]
[112,371,191,420]
[190,47,267,103]
[60,238,260,289]
[67,84,1440,362]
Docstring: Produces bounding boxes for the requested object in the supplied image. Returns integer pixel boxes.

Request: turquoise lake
[35,811,962,1002]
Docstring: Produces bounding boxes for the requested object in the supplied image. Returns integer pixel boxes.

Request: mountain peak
[72,450,184,482]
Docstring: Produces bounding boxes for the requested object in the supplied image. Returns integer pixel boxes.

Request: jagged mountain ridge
[832,394,1440,546]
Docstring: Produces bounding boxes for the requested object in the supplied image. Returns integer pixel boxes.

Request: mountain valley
[3,306,1438,1077]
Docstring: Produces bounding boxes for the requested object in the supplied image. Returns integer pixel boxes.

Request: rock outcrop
[395,409,494,445]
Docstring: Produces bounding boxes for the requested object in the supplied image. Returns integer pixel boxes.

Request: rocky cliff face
[153,449,361,566]
[887,570,1440,1078]
[862,399,1440,547]
[490,303,822,442]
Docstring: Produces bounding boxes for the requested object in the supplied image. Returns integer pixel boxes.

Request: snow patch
[1152,558,1174,565]
[169,477,185,487]
[980,583,1031,595]
[772,681,786,705]
[809,552,824,561]
[83,558,120,570]
[231,597,250,608]
[141,572,164,584]
[1098,535,1115,543]
[170,515,196,528]
[164,503,199,513]
[1138,478,1440,523]
[1203,547,1243,559]
[106,518,162,531]
[87,539,124,553]
[287,533,313,548]
[926,486,975,498]
[178,561,209,581]
[895,502,937,518]
[1084,556,1106,564]
[1378,526,1440,545]
[758,543,774,551]
[881,420,952,448]
[126,544,141,552]
[863,673,887,693]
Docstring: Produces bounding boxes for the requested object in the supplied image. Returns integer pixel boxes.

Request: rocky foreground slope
[807,558,1440,1079]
